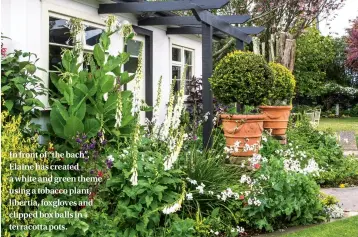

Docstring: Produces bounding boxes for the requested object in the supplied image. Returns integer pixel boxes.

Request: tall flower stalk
[65,18,84,55]
[164,127,185,170]
[130,123,141,186]
[161,66,187,141]
[131,42,144,116]
[152,76,163,138]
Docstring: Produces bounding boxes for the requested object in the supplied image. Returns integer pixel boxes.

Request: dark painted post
[236,39,244,113]
[202,22,213,148]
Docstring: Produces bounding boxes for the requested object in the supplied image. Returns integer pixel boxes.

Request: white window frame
[170,45,195,94]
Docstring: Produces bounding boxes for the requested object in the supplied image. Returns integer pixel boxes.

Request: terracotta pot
[220,114,264,157]
[259,106,292,136]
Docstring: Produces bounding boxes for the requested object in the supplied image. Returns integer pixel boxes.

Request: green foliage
[243,156,324,232]
[49,25,137,145]
[1,49,46,129]
[90,136,185,237]
[209,50,274,105]
[294,28,335,97]
[287,116,358,186]
[267,62,296,105]
[1,112,48,237]
[164,216,196,237]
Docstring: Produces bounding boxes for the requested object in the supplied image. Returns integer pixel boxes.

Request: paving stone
[321,187,358,212]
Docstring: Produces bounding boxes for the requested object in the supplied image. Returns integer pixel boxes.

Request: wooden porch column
[202,22,213,148]
[236,39,244,113]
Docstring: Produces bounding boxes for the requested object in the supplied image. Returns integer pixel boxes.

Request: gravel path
[321,187,358,212]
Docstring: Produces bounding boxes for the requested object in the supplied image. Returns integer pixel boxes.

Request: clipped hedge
[268,62,296,105]
[209,50,274,105]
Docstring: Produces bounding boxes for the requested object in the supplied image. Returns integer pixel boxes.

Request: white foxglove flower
[130,167,138,186]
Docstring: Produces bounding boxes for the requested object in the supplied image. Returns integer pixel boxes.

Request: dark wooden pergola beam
[138,15,251,26]
[166,26,265,35]
[99,0,229,14]
[192,6,252,43]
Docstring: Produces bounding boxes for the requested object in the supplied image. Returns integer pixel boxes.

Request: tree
[346,16,358,72]
[213,0,345,63]
[293,27,335,99]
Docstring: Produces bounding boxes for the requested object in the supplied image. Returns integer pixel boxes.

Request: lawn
[318,117,358,134]
[283,216,358,237]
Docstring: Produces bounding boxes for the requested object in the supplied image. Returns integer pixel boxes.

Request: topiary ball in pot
[259,63,297,138]
[267,62,296,104]
[209,50,274,157]
[209,50,274,106]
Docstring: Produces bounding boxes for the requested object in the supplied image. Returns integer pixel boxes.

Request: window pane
[85,26,103,46]
[125,40,141,56]
[186,66,193,79]
[49,45,63,70]
[184,50,192,65]
[172,48,181,62]
[124,57,139,73]
[172,66,181,79]
[49,17,72,45]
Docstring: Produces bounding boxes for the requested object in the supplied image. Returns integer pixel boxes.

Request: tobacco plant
[49,17,142,147]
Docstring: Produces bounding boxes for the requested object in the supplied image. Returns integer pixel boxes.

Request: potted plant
[259,62,296,137]
[209,51,274,157]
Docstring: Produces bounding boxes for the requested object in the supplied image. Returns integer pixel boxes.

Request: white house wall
[1,0,203,125]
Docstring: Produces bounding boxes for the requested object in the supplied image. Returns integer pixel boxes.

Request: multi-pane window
[48,16,103,95]
[171,45,194,94]
[124,39,142,73]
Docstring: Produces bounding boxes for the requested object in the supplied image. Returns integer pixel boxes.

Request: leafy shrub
[267,62,296,105]
[1,49,47,132]
[242,155,324,231]
[209,50,274,105]
[1,112,48,237]
[287,116,358,186]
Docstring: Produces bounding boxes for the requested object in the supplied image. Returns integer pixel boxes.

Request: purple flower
[89,143,96,150]
[106,159,113,169]
[97,131,103,137]
[101,139,107,145]
[76,138,82,143]
[82,134,87,140]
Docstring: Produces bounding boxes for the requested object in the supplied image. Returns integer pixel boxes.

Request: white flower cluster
[162,202,182,215]
[283,158,321,176]
[209,230,220,236]
[114,92,122,128]
[231,226,245,234]
[129,167,138,186]
[217,188,241,201]
[186,193,193,200]
[240,175,252,185]
[243,142,260,153]
[224,141,241,155]
[248,154,267,168]
[195,183,205,194]
[164,129,185,170]
[324,204,344,219]
[248,197,261,206]
[203,112,210,122]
